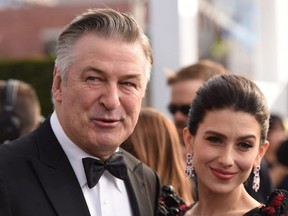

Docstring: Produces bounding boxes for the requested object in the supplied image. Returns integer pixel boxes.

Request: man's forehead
[172,79,204,91]
[170,79,204,103]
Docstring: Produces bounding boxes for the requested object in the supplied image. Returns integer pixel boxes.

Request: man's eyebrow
[82,66,143,79]
[121,73,143,79]
[83,66,104,74]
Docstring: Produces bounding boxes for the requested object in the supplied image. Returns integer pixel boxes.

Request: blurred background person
[166,59,228,156]
[266,114,288,166]
[0,79,42,143]
[265,114,288,190]
[277,139,288,169]
[121,107,194,206]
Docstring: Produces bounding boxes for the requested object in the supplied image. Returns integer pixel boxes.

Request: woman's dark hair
[187,74,270,144]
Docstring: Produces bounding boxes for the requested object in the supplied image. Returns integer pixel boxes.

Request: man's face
[169,79,204,144]
[52,33,148,159]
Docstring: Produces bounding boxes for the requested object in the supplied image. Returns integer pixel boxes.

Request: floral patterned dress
[244,189,288,216]
[159,186,288,216]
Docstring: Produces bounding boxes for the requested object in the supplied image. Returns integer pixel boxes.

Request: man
[0,8,159,216]
[0,79,42,143]
[167,59,227,150]
[167,60,273,203]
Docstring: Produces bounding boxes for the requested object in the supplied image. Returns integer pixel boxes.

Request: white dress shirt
[50,112,133,216]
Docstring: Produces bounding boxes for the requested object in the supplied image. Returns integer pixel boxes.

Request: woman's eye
[238,142,253,150]
[207,136,220,143]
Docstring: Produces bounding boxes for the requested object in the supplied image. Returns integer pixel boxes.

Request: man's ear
[255,140,269,166]
[183,127,194,154]
[52,67,63,102]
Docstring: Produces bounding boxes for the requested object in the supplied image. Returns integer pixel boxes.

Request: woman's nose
[218,147,234,167]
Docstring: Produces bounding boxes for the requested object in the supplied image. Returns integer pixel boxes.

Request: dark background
[0,57,55,117]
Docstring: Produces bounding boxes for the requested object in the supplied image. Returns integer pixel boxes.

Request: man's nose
[99,84,120,110]
[173,110,188,122]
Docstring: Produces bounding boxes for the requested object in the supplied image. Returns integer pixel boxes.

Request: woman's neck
[188,184,260,216]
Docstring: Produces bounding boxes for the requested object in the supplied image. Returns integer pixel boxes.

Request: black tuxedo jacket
[0,118,160,216]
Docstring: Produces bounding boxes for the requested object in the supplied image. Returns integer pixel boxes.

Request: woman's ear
[183,127,194,154]
[255,140,269,165]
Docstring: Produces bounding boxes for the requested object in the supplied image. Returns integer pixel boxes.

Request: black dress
[159,186,288,216]
[244,189,288,216]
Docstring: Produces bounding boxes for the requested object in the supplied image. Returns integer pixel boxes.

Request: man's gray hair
[55,8,153,85]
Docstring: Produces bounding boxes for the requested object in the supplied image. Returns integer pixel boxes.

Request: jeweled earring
[185,153,195,178]
[252,165,261,192]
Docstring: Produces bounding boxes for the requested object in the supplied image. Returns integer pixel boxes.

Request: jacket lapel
[122,149,158,216]
[31,119,91,216]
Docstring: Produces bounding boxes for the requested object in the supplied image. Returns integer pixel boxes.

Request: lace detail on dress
[158,185,191,216]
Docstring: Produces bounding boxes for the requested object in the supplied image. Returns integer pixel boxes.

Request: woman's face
[184,108,269,194]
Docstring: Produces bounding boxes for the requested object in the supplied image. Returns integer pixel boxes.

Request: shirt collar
[50,111,124,192]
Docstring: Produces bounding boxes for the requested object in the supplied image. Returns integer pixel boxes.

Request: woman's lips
[210,168,236,180]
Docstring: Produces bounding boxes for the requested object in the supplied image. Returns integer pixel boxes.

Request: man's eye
[87,76,100,81]
[121,82,136,88]
[86,77,104,85]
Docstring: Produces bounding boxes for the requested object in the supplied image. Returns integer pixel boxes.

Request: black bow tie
[82,152,128,188]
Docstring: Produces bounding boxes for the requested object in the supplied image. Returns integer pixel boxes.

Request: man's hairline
[168,77,206,86]
[57,34,152,84]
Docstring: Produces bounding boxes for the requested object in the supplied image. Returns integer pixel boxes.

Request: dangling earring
[252,165,261,192]
[185,153,195,178]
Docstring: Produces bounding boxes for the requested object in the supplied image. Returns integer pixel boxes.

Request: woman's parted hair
[55,8,153,84]
[188,74,270,144]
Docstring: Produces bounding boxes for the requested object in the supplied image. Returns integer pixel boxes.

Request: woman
[183,74,288,215]
[121,107,194,206]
